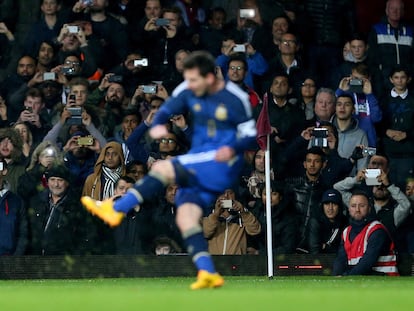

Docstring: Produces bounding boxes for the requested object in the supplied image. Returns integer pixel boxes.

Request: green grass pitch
[0,276,413,311]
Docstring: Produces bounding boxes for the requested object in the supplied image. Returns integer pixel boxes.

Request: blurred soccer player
[82,51,257,289]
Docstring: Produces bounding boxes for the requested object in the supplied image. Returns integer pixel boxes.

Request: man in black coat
[28,164,89,255]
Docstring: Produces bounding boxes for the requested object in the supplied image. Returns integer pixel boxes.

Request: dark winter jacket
[0,190,27,255]
[28,188,85,255]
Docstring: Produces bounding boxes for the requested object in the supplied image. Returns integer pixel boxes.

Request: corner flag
[256,93,272,150]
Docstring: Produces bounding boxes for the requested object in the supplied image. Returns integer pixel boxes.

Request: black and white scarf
[101,165,122,199]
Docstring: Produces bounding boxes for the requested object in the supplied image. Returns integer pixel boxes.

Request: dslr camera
[221,199,239,215]
[310,128,328,148]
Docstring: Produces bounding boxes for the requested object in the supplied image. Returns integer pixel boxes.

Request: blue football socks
[183,226,216,273]
[114,171,168,213]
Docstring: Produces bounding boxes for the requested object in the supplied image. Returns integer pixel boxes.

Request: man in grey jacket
[334,154,411,250]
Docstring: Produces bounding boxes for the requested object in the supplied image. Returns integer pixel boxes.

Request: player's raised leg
[81,161,174,226]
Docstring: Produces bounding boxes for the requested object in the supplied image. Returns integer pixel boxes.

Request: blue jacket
[216,52,268,89]
[0,190,27,255]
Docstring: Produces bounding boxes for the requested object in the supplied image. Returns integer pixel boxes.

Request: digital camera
[221,199,232,209]
[61,66,76,76]
[363,146,376,156]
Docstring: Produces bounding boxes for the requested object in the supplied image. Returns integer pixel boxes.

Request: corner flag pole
[255,92,273,279]
[264,134,273,279]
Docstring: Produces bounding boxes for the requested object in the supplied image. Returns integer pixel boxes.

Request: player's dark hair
[183,51,216,77]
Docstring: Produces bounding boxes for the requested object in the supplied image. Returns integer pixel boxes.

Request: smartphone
[0,162,4,171]
[66,106,82,125]
[77,136,94,146]
[67,25,79,34]
[142,85,157,94]
[239,9,255,19]
[108,75,123,83]
[134,58,148,67]
[81,0,93,6]
[155,18,170,26]
[25,106,33,113]
[43,72,56,81]
[233,44,246,53]
[365,169,381,186]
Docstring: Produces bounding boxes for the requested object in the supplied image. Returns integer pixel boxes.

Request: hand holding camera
[98,73,116,91]
[27,72,44,88]
[145,17,160,31]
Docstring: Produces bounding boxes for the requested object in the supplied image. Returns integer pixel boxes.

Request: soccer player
[81,51,257,289]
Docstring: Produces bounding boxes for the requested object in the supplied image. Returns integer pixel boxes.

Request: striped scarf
[101,165,122,199]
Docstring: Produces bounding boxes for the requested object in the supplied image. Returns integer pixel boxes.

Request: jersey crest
[215,104,228,121]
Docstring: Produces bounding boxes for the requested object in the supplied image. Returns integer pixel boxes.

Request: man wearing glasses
[226,54,262,108]
[215,37,268,90]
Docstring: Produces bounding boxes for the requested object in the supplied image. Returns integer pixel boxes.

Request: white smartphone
[365,169,381,186]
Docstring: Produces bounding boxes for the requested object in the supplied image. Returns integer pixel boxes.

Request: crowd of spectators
[0,0,413,263]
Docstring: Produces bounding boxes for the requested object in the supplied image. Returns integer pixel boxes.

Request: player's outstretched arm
[215,146,235,162]
[149,124,169,140]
